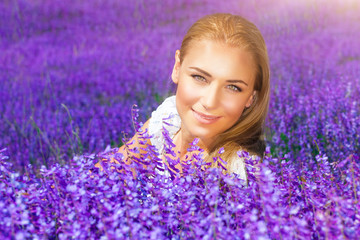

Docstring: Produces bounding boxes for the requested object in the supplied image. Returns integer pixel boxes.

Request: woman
[97,13,270,181]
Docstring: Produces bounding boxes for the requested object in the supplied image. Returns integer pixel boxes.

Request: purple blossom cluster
[1,136,359,239]
[1,0,360,238]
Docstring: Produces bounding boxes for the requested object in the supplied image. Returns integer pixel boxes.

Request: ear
[245,91,256,108]
[171,50,181,84]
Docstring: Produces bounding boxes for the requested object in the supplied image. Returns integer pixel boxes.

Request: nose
[201,83,220,110]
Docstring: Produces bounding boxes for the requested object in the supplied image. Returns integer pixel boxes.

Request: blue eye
[227,85,242,92]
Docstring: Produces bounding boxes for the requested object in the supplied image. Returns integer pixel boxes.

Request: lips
[192,109,221,124]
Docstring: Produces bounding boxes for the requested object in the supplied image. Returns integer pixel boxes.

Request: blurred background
[1,0,359,172]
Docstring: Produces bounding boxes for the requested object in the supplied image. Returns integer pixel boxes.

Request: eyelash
[191,74,206,82]
[227,85,242,92]
[191,74,242,92]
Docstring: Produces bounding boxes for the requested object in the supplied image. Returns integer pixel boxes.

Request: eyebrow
[189,67,248,86]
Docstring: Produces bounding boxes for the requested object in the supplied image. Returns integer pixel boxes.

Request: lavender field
[1,0,360,239]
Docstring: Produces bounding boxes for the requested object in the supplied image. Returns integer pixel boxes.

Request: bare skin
[95,120,188,175]
[94,120,151,173]
[96,40,256,176]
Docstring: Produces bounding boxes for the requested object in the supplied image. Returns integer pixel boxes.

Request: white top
[148,96,250,180]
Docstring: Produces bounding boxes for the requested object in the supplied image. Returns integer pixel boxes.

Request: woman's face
[172,39,256,147]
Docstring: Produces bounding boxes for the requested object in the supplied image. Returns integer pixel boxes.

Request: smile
[192,109,221,124]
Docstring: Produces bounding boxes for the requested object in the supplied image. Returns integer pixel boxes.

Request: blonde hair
[179,13,270,171]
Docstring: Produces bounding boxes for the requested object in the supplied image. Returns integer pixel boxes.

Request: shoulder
[149,95,179,131]
[227,148,259,181]
[148,96,181,153]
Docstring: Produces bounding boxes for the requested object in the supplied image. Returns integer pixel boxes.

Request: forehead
[181,39,256,84]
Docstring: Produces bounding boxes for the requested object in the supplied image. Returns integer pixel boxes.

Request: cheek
[223,100,246,119]
[176,80,199,105]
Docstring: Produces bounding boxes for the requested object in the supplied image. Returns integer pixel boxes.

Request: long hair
[179,13,270,172]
